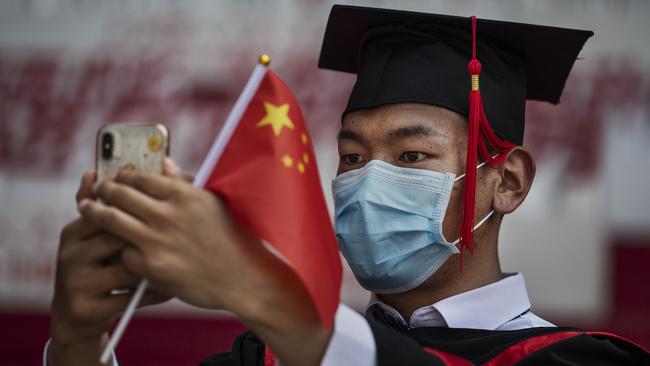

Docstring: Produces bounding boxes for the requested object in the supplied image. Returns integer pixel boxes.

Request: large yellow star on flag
[257,102,295,136]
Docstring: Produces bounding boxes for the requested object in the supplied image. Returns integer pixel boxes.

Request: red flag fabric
[194,64,342,328]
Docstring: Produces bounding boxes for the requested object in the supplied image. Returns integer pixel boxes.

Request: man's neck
[376,255,503,324]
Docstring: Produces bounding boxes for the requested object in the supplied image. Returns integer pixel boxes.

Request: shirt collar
[366,272,532,330]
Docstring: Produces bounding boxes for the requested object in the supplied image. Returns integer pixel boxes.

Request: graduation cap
[318,5,593,259]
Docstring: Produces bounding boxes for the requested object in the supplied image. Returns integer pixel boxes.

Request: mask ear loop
[454,152,498,182]
[450,152,498,245]
[451,210,494,245]
[454,160,488,182]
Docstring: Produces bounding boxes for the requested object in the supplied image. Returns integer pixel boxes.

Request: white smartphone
[95,123,169,270]
[96,123,169,181]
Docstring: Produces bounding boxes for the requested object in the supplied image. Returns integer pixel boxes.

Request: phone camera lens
[101,133,113,160]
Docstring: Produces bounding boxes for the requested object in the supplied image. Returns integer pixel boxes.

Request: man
[46,5,649,366]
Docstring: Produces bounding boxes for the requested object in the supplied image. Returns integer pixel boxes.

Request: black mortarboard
[318,4,593,258]
[318,4,593,146]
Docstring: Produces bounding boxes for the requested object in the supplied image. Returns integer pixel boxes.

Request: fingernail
[164,157,181,176]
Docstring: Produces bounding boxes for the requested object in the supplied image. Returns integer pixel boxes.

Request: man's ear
[493,147,536,215]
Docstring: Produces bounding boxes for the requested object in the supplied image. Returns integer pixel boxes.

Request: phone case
[96,123,169,181]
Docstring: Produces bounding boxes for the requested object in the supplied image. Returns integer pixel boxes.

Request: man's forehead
[340,102,465,135]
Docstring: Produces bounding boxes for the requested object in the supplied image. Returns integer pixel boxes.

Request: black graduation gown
[199,315,650,366]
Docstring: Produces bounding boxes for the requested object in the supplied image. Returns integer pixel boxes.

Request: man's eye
[341,154,365,165]
[399,151,427,163]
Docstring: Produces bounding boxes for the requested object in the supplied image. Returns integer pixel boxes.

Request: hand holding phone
[49,124,171,366]
[95,123,170,363]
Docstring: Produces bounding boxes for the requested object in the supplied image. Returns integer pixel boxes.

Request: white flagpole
[99,279,148,363]
[99,55,270,364]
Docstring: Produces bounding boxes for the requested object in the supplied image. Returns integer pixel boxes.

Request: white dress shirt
[44,273,552,366]
[321,272,553,366]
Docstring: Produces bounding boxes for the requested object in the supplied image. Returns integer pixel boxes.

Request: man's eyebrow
[387,124,443,141]
[337,124,443,144]
[337,129,365,144]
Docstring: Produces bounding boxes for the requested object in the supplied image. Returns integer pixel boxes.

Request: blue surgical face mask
[332,160,493,294]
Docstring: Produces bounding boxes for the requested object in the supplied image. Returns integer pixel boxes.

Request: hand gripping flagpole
[99,55,271,364]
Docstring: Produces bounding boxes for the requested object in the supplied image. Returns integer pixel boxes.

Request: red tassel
[459,17,516,268]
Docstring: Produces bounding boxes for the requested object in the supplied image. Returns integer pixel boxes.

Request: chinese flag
[194,64,342,328]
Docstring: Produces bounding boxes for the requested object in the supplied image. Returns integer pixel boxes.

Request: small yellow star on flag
[281,154,293,168]
[257,102,295,136]
[297,162,305,174]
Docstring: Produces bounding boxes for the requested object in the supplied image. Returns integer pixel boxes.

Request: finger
[105,254,171,306]
[95,180,165,223]
[182,173,195,183]
[163,157,194,183]
[114,169,179,199]
[93,293,134,316]
[78,199,151,247]
[60,231,126,268]
[98,291,170,315]
[163,157,181,177]
[94,263,142,295]
[121,246,148,278]
[75,170,97,204]
[60,217,99,244]
[58,218,101,268]
[138,290,171,307]
[83,232,129,263]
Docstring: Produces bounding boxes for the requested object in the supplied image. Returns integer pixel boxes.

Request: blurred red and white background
[1,0,649,365]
